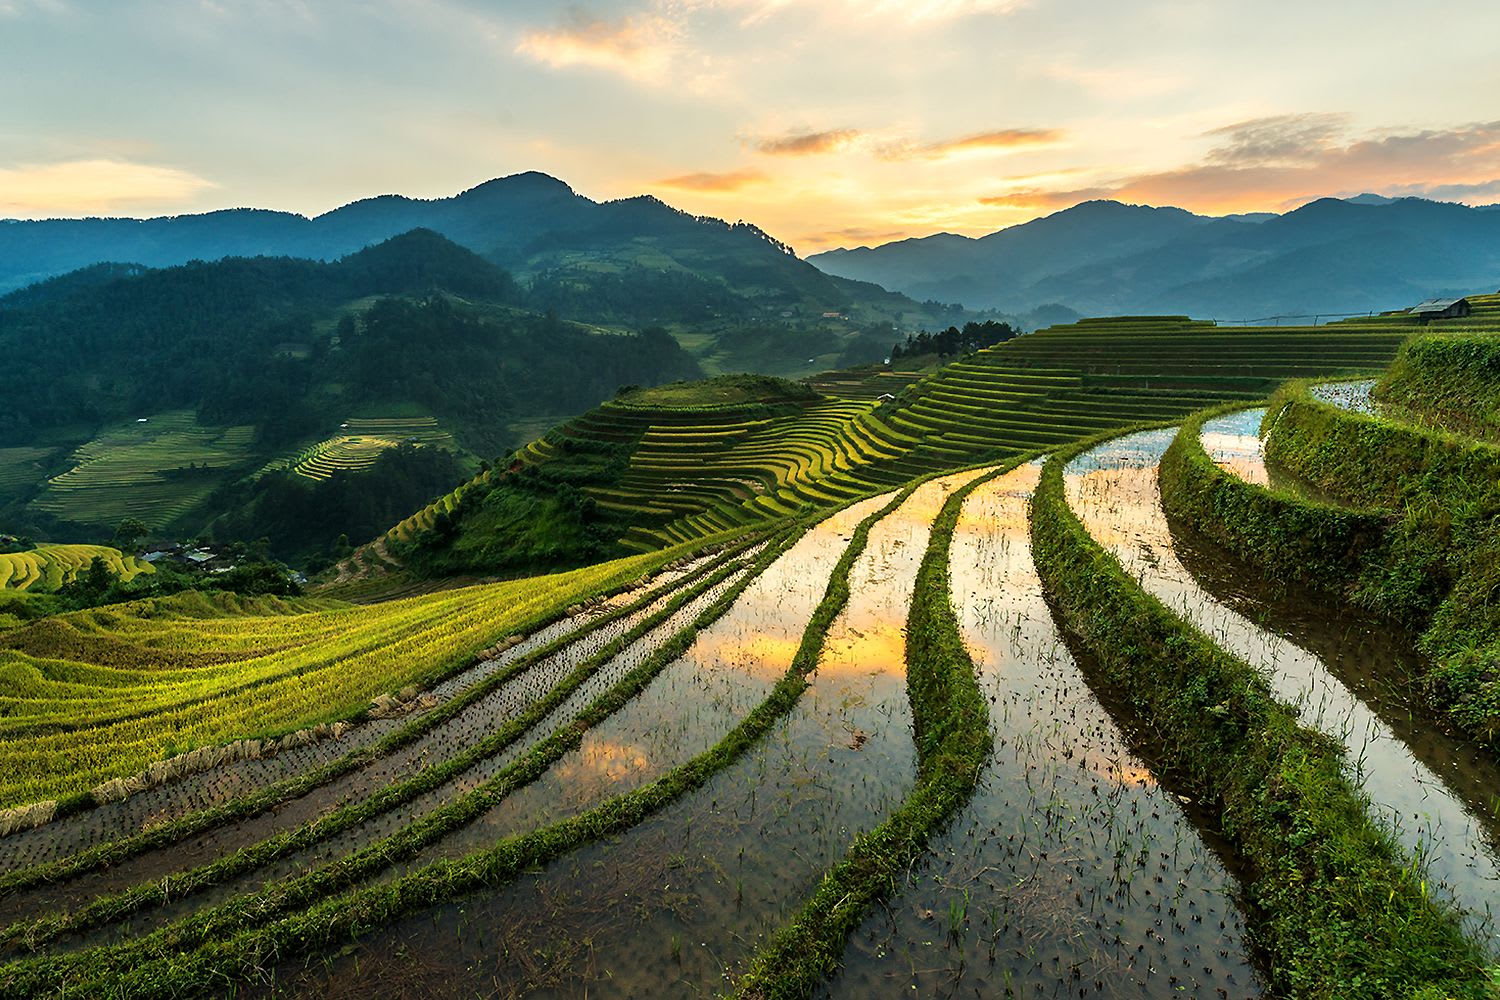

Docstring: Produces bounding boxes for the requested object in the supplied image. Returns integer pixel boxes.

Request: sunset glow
[3,1,1498,252]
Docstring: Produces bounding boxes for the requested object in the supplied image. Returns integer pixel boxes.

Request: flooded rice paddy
[52,558,761,949]
[0,552,730,928]
[827,463,1258,998]
[0,557,714,881]
[14,414,1495,995]
[263,488,912,996]
[1068,429,1500,951]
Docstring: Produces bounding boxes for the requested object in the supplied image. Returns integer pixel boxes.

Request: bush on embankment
[1262,381,1500,745]
[1031,434,1491,1000]
[1159,403,1391,598]
[1376,332,1500,444]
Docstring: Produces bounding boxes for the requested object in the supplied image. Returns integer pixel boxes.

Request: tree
[113,517,148,553]
[78,556,116,599]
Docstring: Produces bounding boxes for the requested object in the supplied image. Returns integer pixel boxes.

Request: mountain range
[809,196,1500,319]
[0,172,959,375]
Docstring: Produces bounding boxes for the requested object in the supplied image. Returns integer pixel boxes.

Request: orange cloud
[798,226,914,249]
[880,127,1063,161]
[978,118,1500,216]
[516,12,680,84]
[653,169,768,192]
[979,186,1115,209]
[755,128,861,156]
[0,158,216,217]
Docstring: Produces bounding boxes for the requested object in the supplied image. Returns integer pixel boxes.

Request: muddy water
[267,476,984,998]
[826,463,1259,998]
[0,554,732,925]
[1068,429,1500,951]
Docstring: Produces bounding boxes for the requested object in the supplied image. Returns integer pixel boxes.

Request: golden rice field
[263,416,455,481]
[0,545,153,593]
[0,544,673,808]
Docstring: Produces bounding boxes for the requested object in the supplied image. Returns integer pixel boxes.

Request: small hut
[1409,297,1472,322]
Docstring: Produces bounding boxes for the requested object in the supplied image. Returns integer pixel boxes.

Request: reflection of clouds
[812,470,987,680]
[1200,409,1270,487]
[552,738,651,786]
[817,618,907,677]
[1065,465,1164,549]
[687,632,802,679]
[680,492,896,682]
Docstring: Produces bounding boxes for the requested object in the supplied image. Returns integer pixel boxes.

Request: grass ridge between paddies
[1030,426,1492,999]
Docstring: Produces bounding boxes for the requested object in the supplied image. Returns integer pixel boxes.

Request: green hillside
[0,230,704,560]
[394,299,1465,577]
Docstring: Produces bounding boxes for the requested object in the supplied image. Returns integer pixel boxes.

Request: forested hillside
[0,229,702,560]
[0,172,962,375]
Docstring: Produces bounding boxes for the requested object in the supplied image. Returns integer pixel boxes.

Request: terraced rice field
[503,309,1432,555]
[6,306,1500,996]
[29,412,257,528]
[0,545,153,592]
[0,448,54,492]
[0,546,687,810]
[267,416,454,481]
[4,400,1493,995]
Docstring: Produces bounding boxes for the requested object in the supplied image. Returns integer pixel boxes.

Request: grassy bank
[1158,403,1391,598]
[1030,432,1491,999]
[1264,381,1500,745]
[1375,332,1500,444]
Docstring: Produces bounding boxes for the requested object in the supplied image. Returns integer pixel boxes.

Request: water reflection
[827,463,1259,998]
[1067,430,1500,952]
[268,473,1008,997]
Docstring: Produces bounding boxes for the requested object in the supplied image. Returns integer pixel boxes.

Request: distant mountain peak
[809,190,1500,318]
[458,171,575,199]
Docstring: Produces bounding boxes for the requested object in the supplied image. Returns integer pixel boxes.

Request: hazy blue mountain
[809,196,1500,318]
[0,173,952,339]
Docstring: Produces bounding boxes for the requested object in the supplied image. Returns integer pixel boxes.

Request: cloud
[978,186,1115,209]
[1203,112,1351,166]
[724,0,1028,26]
[755,128,860,156]
[798,225,912,249]
[979,118,1500,215]
[652,168,768,192]
[879,127,1063,161]
[1392,178,1500,202]
[516,11,682,84]
[0,159,216,217]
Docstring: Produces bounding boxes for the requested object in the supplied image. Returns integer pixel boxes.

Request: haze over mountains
[0,171,947,337]
[810,196,1500,319]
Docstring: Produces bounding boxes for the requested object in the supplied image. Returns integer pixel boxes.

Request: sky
[3,0,1500,253]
